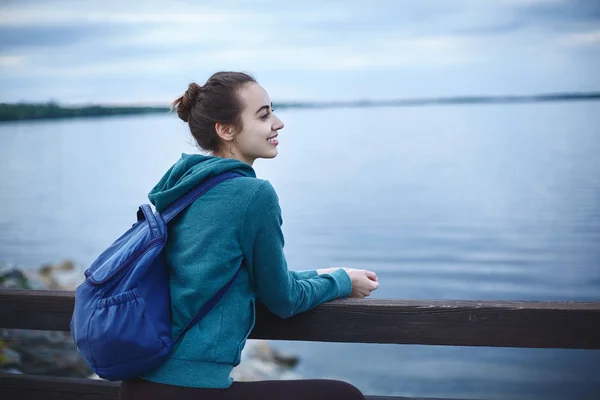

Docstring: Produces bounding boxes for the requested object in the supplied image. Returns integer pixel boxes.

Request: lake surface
[1,102,599,399]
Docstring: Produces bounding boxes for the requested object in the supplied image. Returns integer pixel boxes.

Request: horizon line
[2,90,600,109]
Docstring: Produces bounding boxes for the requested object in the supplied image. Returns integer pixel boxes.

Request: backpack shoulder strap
[161,171,243,224]
[160,171,245,343]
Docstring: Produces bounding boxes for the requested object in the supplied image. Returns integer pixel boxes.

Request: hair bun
[175,82,201,122]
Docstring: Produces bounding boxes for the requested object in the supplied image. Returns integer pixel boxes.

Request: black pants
[120,377,365,400]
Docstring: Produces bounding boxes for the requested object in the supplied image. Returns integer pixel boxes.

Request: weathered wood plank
[0,373,457,400]
[253,298,600,349]
[0,373,120,400]
[0,289,74,331]
[1,289,599,349]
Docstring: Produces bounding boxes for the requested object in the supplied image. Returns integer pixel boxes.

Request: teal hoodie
[140,154,352,388]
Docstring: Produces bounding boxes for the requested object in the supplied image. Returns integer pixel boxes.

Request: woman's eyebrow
[255,103,273,114]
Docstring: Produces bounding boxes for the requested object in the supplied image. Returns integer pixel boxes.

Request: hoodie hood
[148,153,256,212]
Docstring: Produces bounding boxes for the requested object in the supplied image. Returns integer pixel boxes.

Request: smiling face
[215,82,284,166]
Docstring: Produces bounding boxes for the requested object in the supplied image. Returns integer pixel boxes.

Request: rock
[231,358,304,381]
[1,261,91,378]
[232,340,302,382]
[278,370,304,380]
[1,340,22,366]
[0,260,82,291]
[38,260,81,290]
[1,329,93,378]
[271,350,299,369]
[39,260,75,275]
[2,367,24,374]
[1,263,48,290]
[0,264,31,289]
[243,340,299,368]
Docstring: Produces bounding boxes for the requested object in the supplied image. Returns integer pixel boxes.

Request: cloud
[0,10,232,26]
[0,0,598,103]
[0,24,134,51]
[560,30,600,46]
[507,0,600,24]
[0,55,25,68]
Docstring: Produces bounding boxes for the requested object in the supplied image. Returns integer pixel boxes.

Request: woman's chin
[263,149,278,159]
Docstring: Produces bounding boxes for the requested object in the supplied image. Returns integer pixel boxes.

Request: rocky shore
[0,261,302,381]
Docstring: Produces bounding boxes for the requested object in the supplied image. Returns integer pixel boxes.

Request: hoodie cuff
[329,268,352,298]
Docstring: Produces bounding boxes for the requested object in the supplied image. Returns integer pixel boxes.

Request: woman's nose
[273,115,284,130]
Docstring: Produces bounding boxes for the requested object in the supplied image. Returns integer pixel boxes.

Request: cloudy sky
[0,0,599,104]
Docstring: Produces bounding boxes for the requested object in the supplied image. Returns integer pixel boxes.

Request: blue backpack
[70,171,242,381]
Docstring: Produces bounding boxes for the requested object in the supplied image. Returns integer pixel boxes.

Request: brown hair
[172,71,256,152]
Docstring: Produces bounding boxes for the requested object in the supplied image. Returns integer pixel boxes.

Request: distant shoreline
[276,92,600,109]
[2,92,599,122]
[0,103,171,123]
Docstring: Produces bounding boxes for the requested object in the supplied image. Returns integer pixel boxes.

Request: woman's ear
[215,122,235,142]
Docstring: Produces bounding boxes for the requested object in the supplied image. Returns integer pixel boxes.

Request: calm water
[1,102,599,399]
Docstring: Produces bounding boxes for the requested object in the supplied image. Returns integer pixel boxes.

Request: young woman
[119,71,380,400]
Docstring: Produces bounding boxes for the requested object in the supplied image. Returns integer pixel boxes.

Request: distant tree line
[1,92,599,122]
[0,102,170,122]
[273,92,600,109]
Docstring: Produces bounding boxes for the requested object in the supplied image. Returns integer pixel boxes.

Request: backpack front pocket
[87,288,166,368]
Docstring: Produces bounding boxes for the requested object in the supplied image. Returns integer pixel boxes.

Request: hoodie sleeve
[240,180,352,319]
[289,270,318,280]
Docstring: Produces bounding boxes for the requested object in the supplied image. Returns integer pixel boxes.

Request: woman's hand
[346,269,379,298]
[316,267,379,298]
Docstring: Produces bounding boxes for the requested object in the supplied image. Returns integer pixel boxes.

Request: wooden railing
[1,289,599,400]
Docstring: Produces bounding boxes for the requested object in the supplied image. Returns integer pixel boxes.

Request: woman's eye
[261,113,270,120]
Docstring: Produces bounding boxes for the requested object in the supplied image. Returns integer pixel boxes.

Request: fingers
[346,269,380,299]
[365,270,378,282]
[352,278,380,298]
[351,291,371,299]
[356,269,378,283]
[369,280,379,291]
[361,280,379,297]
